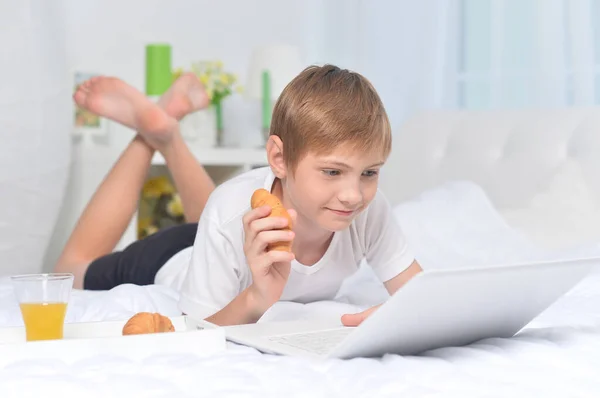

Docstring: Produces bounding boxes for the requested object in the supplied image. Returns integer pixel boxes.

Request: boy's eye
[362,170,379,177]
[322,169,340,177]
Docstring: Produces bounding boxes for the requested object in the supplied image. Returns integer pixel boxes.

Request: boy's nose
[338,186,363,208]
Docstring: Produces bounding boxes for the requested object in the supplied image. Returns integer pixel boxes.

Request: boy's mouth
[327,208,355,217]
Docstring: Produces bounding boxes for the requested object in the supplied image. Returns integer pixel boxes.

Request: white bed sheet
[1,181,599,398]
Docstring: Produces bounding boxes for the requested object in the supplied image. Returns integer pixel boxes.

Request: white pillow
[392,181,543,270]
[501,161,600,250]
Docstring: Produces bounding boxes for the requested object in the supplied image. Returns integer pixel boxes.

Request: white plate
[0,316,226,365]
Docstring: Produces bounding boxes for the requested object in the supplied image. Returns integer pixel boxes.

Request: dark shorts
[83,223,198,290]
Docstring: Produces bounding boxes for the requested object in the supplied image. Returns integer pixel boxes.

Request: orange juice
[19,302,68,341]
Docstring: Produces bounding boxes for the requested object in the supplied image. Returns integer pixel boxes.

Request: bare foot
[158,72,210,120]
[73,77,177,148]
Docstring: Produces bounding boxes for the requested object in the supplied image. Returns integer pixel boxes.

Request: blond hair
[270,64,392,171]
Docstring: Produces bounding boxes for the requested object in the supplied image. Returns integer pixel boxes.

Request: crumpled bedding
[1,181,599,397]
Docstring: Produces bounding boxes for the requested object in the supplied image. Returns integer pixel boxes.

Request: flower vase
[215,101,224,146]
[179,105,218,148]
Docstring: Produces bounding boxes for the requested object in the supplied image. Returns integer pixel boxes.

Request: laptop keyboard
[267,328,355,356]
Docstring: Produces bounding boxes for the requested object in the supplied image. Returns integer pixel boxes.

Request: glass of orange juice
[11,273,74,342]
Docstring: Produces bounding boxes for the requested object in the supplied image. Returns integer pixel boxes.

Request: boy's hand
[341,304,381,327]
[341,262,422,327]
[243,205,297,315]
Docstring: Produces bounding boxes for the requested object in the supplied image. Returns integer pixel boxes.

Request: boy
[58,64,421,328]
[177,64,422,327]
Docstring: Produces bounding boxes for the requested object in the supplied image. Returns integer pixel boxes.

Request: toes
[180,72,197,80]
[178,72,202,86]
[87,76,102,89]
[73,90,87,106]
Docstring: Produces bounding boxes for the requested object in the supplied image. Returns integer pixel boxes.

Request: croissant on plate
[251,188,293,252]
[122,312,175,335]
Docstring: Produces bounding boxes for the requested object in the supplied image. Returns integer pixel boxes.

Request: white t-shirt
[168,167,415,321]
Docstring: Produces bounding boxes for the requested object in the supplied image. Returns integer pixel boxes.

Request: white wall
[0,1,71,276]
[43,0,335,270]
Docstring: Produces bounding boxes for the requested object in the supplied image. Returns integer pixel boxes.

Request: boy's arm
[178,215,247,322]
[204,286,266,326]
[206,205,296,326]
[383,259,423,295]
[180,205,296,326]
[363,191,419,286]
[341,261,422,327]
[341,191,421,326]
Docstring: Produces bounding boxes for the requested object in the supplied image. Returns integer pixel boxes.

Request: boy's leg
[55,135,152,288]
[83,222,199,291]
[147,75,217,223]
[55,74,215,288]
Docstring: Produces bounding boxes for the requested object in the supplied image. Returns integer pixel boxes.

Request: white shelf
[151,147,268,166]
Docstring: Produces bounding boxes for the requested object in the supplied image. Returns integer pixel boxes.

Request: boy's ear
[266,135,287,179]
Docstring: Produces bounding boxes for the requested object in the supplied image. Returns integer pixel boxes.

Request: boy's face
[283,146,385,232]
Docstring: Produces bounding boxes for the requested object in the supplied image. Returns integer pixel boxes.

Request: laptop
[221,257,598,359]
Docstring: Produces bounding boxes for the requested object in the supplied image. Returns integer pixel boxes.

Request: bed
[1,108,600,397]
[381,107,600,250]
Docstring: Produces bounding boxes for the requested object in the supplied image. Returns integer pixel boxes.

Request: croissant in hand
[251,188,293,252]
[122,312,175,335]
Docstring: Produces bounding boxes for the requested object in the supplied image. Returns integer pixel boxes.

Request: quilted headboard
[379,108,600,248]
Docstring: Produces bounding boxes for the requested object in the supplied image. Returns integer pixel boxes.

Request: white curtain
[0,1,71,276]
[316,0,461,129]
[460,0,599,109]
[319,0,599,122]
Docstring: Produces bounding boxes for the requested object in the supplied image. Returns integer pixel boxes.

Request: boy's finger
[243,206,273,240]
[250,216,292,236]
[253,250,294,272]
[340,305,381,327]
[244,205,272,224]
[340,313,364,327]
[254,230,295,251]
[267,250,295,265]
